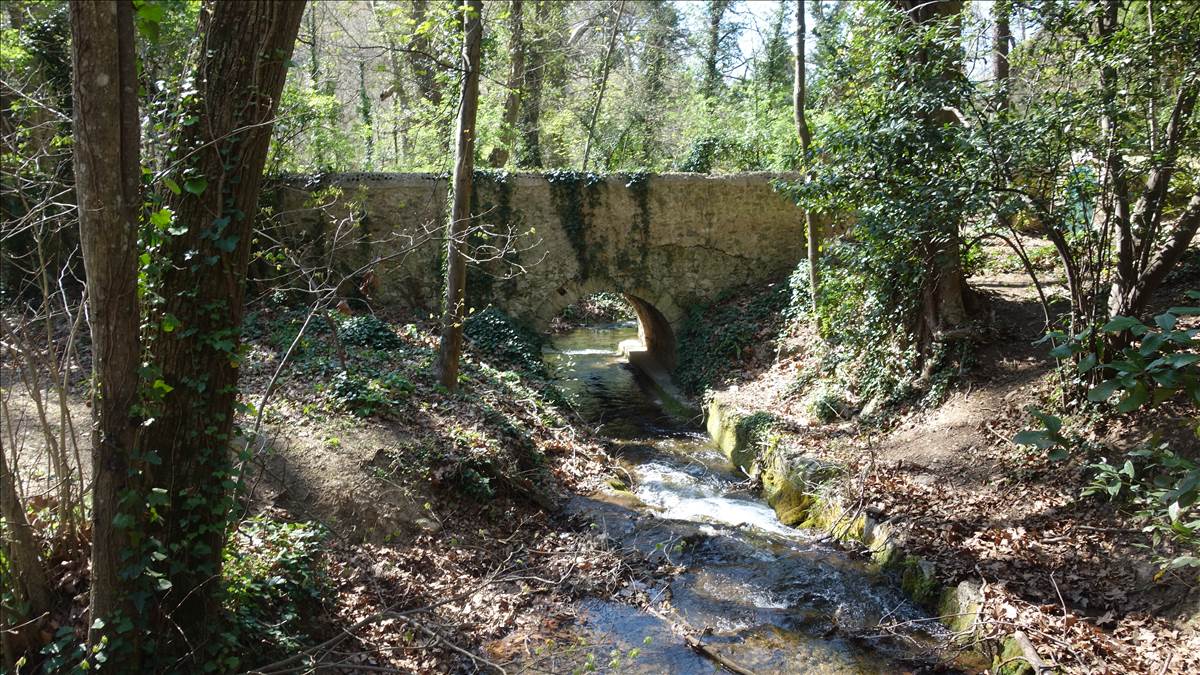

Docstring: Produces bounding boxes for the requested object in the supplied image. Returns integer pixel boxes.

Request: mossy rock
[705,401,767,473]
[901,556,939,609]
[993,637,1035,675]
[937,580,983,638]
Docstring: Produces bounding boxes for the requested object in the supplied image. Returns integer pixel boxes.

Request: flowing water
[541,322,952,674]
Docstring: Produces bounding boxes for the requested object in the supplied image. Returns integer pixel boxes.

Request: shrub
[324,369,413,416]
[464,307,546,376]
[221,518,328,670]
[676,283,788,395]
[337,314,403,350]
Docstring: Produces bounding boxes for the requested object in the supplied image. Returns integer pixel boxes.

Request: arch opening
[622,293,676,372]
[546,290,676,373]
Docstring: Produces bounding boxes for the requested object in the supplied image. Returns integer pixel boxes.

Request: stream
[541,322,953,674]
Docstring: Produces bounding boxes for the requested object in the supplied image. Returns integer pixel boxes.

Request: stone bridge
[272,172,805,371]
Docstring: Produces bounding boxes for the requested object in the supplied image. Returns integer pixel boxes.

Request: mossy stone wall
[272,172,806,361]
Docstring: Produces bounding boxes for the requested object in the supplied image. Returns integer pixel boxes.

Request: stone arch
[623,293,676,371]
[535,278,679,372]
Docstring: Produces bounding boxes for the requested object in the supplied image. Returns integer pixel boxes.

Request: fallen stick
[684,634,757,675]
[1012,630,1049,673]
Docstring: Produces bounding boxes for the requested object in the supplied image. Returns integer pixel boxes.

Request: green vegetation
[4,0,1199,672]
[1018,300,1200,570]
[221,519,329,669]
[676,282,790,395]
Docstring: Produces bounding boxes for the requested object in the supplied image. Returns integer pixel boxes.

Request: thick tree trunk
[795,1,820,322]
[134,1,304,664]
[518,1,549,168]
[69,0,143,659]
[437,0,483,390]
[895,0,970,355]
[489,0,524,168]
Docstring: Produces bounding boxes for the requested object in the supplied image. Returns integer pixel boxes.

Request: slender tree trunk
[794,0,820,322]
[0,435,51,667]
[359,59,374,167]
[134,1,305,664]
[489,0,524,168]
[581,1,625,172]
[370,0,412,163]
[69,1,143,661]
[992,0,1010,103]
[437,0,483,390]
[519,0,548,167]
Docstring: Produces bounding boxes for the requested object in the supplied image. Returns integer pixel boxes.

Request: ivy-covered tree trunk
[518,0,549,168]
[68,0,143,661]
[437,0,482,390]
[135,0,305,664]
[896,0,970,360]
[702,0,732,99]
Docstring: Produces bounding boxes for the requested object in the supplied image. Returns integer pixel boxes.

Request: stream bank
[672,262,1200,674]
[542,322,964,673]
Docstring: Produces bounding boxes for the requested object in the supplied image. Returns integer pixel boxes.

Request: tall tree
[437,0,483,390]
[632,0,679,166]
[703,0,734,99]
[1098,0,1198,323]
[794,0,820,323]
[68,0,142,658]
[518,0,550,167]
[409,0,443,106]
[992,0,1010,105]
[895,0,970,354]
[72,0,305,666]
[488,0,524,168]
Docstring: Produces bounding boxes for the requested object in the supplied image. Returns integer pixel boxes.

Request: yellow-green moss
[901,556,939,609]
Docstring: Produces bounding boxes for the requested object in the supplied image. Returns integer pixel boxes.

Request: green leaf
[1166,556,1200,570]
[1088,379,1121,402]
[1155,313,1177,330]
[1049,343,1074,359]
[1048,447,1069,461]
[1077,353,1097,373]
[1103,316,1145,333]
[1014,430,1054,449]
[163,177,181,195]
[161,314,180,333]
[1116,381,1149,413]
[152,378,174,395]
[184,177,208,196]
[1030,410,1062,434]
[149,207,172,228]
[136,1,164,24]
[1166,353,1200,368]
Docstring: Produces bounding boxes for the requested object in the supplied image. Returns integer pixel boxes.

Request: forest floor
[6,242,1198,673]
[3,305,677,673]
[704,242,1200,673]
